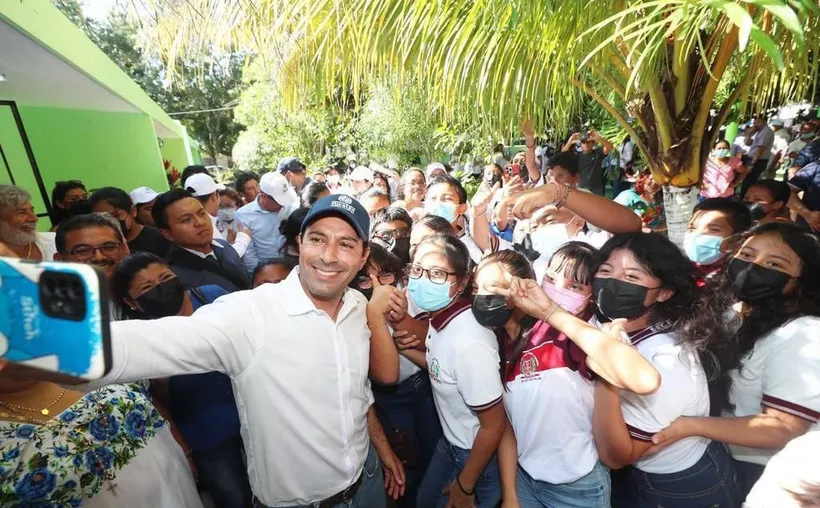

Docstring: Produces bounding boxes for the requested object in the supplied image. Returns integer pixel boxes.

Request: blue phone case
[0,257,111,380]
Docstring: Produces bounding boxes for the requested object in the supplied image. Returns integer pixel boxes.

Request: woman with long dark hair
[474,247,659,508]
[650,222,820,497]
[590,233,743,508]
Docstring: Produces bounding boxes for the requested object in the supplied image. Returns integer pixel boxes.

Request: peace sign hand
[487,276,556,320]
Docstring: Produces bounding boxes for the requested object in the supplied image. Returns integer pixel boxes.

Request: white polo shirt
[616,321,710,474]
[728,316,820,466]
[425,299,504,450]
[503,320,598,484]
[97,269,374,506]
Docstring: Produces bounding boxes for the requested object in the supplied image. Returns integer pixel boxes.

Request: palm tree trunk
[662,185,698,247]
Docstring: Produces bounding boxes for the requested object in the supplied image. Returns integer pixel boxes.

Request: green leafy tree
[53,0,243,162]
[142,0,819,241]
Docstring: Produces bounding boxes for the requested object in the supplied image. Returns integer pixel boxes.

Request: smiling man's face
[298,216,369,303]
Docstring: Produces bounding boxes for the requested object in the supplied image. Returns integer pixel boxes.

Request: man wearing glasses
[54,212,130,320]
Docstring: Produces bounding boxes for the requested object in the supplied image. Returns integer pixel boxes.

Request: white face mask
[328,175,341,185]
[530,223,571,261]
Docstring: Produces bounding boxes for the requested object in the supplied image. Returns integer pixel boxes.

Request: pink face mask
[542,280,589,315]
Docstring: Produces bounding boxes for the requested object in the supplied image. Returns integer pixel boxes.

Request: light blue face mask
[683,232,724,265]
[711,148,732,159]
[425,201,458,223]
[407,276,455,312]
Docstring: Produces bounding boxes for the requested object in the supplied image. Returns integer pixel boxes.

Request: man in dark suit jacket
[152,189,250,293]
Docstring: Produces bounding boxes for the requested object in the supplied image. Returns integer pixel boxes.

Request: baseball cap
[425,162,446,179]
[349,166,374,182]
[770,118,784,127]
[301,194,370,242]
[129,187,159,205]
[259,172,296,207]
[184,173,225,197]
[278,157,305,174]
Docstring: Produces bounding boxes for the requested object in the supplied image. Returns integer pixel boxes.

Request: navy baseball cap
[301,194,370,242]
[278,157,305,174]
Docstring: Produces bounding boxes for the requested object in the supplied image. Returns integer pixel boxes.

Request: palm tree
[144,0,819,242]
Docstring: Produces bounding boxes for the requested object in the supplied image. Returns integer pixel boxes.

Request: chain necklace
[26,242,33,259]
[0,387,66,416]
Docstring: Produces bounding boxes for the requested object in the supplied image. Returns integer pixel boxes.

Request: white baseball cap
[770,118,785,127]
[259,172,296,207]
[184,173,225,197]
[349,166,374,182]
[129,186,159,205]
[425,162,446,178]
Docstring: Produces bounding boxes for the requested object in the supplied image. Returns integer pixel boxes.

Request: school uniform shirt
[425,299,503,450]
[614,320,711,474]
[93,269,375,507]
[727,316,820,466]
[502,319,599,484]
[744,431,820,508]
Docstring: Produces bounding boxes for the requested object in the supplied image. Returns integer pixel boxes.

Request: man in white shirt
[0,185,57,262]
[185,173,251,258]
[94,194,399,507]
[236,172,297,274]
[768,118,792,177]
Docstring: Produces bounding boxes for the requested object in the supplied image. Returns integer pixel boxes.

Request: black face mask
[136,278,185,318]
[359,287,374,301]
[390,237,411,266]
[472,295,513,329]
[727,258,791,303]
[746,202,767,222]
[593,277,653,320]
[118,219,131,236]
[66,199,91,217]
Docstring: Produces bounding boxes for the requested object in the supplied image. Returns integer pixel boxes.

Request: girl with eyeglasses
[409,235,506,508]
[650,222,820,498]
[473,247,659,508]
[589,233,742,508]
[349,244,443,507]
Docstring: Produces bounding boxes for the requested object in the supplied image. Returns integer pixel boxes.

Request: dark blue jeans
[623,441,742,508]
[416,438,501,508]
[192,434,252,508]
[372,371,442,508]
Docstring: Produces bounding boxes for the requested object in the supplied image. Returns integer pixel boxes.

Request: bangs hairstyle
[693,197,752,235]
[414,234,472,282]
[593,233,699,325]
[415,214,456,236]
[548,241,598,286]
[364,243,403,278]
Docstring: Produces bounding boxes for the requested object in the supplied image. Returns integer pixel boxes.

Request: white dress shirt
[98,269,374,506]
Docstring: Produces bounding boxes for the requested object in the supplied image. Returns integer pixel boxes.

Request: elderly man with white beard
[0,185,57,261]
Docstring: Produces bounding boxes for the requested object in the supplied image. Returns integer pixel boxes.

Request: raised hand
[503,176,525,199]
[521,118,535,139]
[471,182,500,216]
[487,276,555,320]
[367,274,395,321]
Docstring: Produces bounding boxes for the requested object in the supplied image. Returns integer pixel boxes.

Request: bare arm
[457,403,508,493]
[400,349,427,370]
[564,187,642,233]
[548,310,660,395]
[562,133,579,153]
[392,314,430,352]
[651,408,813,451]
[593,381,652,469]
[593,131,614,155]
[498,420,520,506]
[522,120,542,183]
[367,281,401,384]
[469,184,499,254]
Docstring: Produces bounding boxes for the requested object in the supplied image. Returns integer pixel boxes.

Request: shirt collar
[181,241,221,259]
[279,268,362,321]
[431,299,472,332]
[627,319,674,346]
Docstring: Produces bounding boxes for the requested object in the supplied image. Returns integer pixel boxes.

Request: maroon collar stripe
[431,299,472,331]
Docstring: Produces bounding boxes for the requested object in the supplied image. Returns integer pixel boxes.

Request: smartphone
[0,257,111,381]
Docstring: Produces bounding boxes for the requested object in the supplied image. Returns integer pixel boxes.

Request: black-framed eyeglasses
[356,272,396,289]
[68,242,123,261]
[407,264,456,285]
[373,228,410,243]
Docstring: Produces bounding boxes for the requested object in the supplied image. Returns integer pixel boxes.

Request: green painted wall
[17,106,170,200]
[0,106,50,218]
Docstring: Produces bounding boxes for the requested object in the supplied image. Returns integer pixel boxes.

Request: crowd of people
[0,117,818,508]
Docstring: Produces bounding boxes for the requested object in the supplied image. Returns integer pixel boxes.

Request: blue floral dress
[0,382,202,507]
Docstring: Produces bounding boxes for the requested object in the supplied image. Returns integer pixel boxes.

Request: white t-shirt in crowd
[37,231,58,262]
[615,321,711,474]
[95,269,375,507]
[425,299,504,450]
[210,214,250,258]
[744,431,820,508]
[504,319,598,484]
[728,316,820,466]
